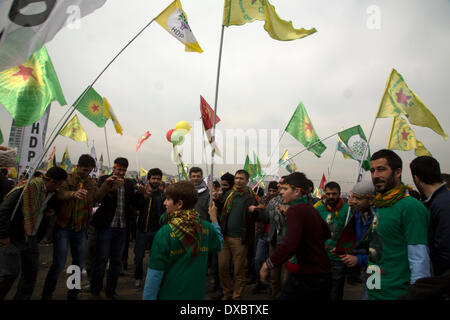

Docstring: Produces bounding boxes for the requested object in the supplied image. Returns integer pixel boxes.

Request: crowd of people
[0,148,449,300]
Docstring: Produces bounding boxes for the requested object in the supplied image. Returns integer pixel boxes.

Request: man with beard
[314,181,349,300]
[189,167,209,221]
[367,149,430,300]
[133,168,165,289]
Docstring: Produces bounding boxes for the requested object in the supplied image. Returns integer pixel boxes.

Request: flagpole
[9,18,156,222]
[264,130,286,177]
[209,25,225,202]
[328,143,338,180]
[104,126,112,168]
[386,117,396,148]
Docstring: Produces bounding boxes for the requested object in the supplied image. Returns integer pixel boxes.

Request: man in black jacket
[0,167,67,300]
[410,156,450,276]
[90,157,138,300]
[133,168,165,289]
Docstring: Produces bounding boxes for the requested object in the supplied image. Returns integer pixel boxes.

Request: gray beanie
[351,180,376,197]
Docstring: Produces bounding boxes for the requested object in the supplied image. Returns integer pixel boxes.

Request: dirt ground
[3,241,363,300]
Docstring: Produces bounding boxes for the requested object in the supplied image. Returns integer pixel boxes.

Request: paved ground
[3,241,363,300]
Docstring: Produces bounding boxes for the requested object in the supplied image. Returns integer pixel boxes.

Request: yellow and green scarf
[71,171,90,232]
[222,186,259,218]
[167,209,202,259]
[375,183,410,208]
[6,177,46,239]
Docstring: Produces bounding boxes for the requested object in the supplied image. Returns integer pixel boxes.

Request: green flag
[244,155,257,181]
[0,128,3,144]
[74,87,107,127]
[337,125,371,171]
[0,46,66,127]
[253,152,263,177]
[285,101,326,157]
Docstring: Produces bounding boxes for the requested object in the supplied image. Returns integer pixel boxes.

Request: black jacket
[136,189,165,233]
[219,190,262,246]
[425,184,450,276]
[90,175,137,230]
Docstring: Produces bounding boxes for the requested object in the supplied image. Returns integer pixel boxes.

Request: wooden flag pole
[209,25,226,202]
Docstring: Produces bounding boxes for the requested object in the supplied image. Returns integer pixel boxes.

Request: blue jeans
[90,227,126,295]
[330,260,347,300]
[278,273,331,300]
[133,230,156,280]
[254,234,269,283]
[0,237,39,300]
[42,225,87,299]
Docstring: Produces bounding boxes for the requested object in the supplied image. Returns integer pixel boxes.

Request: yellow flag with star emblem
[387,116,431,156]
[59,115,88,142]
[377,69,447,140]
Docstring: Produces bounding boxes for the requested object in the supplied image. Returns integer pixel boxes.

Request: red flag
[136,131,151,151]
[200,95,220,130]
[319,173,327,190]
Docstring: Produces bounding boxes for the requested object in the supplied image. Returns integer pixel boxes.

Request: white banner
[19,107,50,171]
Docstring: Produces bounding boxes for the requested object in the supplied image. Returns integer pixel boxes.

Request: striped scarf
[167,209,202,259]
[222,186,259,218]
[375,183,410,208]
[6,177,46,239]
[71,174,89,232]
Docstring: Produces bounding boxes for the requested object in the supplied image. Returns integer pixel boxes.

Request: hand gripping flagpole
[10,18,156,223]
[209,25,226,203]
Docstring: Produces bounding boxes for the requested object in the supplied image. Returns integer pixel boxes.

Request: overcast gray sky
[1,0,449,191]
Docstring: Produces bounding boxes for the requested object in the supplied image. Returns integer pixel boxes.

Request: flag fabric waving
[387,116,431,157]
[60,147,73,172]
[74,87,107,128]
[155,0,203,53]
[285,101,326,157]
[136,131,151,152]
[59,115,88,142]
[223,0,317,41]
[319,173,327,190]
[337,125,371,171]
[279,149,297,173]
[377,68,447,140]
[140,168,148,178]
[0,128,3,144]
[0,46,66,127]
[200,95,222,157]
[0,0,106,72]
[45,146,56,172]
[103,97,123,135]
[244,155,257,181]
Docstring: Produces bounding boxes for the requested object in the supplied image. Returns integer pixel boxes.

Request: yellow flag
[103,97,123,135]
[155,0,203,53]
[223,0,317,41]
[377,69,447,140]
[59,115,88,142]
[139,167,148,178]
[387,116,431,156]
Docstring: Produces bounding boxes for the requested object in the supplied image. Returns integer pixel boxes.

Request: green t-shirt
[316,201,349,261]
[367,196,429,300]
[225,195,245,238]
[148,220,222,300]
